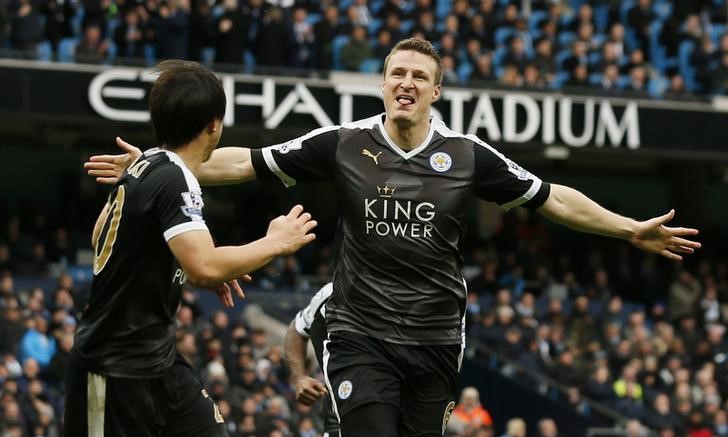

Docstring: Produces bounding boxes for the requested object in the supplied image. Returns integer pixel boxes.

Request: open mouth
[396,95,415,107]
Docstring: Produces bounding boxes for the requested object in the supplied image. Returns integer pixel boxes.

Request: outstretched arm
[283,320,328,405]
[168,205,317,288]
[538,184,700,261]
[85,137,257,186]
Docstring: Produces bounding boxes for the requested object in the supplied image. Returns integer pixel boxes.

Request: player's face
[382,50,441,129]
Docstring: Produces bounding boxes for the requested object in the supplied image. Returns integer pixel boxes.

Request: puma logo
[362,149,382,165]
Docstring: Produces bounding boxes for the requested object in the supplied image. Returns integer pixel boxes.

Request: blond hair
[382,38,443,85]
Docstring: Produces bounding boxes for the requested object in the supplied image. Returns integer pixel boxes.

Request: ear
[206,120,217,134]
[432,84,441,103]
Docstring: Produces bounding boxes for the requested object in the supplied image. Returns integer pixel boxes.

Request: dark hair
[149,60,226,149]
[383,38,443,85]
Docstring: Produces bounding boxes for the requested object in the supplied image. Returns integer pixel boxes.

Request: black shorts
[322,331,461,436]
[64,358,228,437]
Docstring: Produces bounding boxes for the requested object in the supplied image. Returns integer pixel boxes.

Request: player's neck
[165,140,206,176]
[383,119,430,152]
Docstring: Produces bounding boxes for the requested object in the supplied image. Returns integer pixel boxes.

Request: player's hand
[630,209,701,261]
[213,275,250,308]
[266,205,317,255]
[84,137,142,184]
[294,376,328,405]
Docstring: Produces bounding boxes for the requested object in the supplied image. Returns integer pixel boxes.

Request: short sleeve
[293,283,334,337]
[471,136,551,211]
[144,163,209,241]
[250,126,340,187]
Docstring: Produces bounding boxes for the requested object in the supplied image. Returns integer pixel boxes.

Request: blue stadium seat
[653,0,673,21]
[620,0,636,25]
[35,40,52,62]
[58,37,79,63]
[552,71,570,88]
[332,35,349,71]
[201,47,215,66]
[306,13,322,26]
[624,28,640,52]
[557,31,576,49]
[594,4,610,33]
[529,10,548,33]
[647,75,670,98]
[678,39,695,76]
[367,18,382,36]
[359,57,382,74]
[492,46,508,66]
[588,72,603,86]
[144,43,156,67]
[494,27,515,47]
[436,0,452,20]
[649,20,668,72]
[457,62,473,84]
[401,19,414,35]
[106,41,117,64]
[244,50,255,73]
[711,24,727,44]
[555,49,571,70]
[71,5,84,36]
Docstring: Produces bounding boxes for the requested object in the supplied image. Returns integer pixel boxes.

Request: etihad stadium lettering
[87,68,640,150]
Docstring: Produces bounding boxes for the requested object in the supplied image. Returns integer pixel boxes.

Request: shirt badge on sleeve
[180,191,204,221]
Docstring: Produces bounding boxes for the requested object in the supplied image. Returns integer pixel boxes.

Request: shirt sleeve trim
[500,178,543,211]
[294,311,311,338]
[163,221,209,242]
[262,147,297,187]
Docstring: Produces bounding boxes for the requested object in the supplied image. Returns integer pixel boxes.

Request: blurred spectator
[341,25,371,72]
[373,28,394,61]
[155,0,190,60]
[253,6,290,69]
[213,0,249,65]
[312,5,342,71]
[470,53,495,83]
[536,418,559,437]
[41,0,75,55]
[19,315,56,367]
[501,36,528,73]
[627,0,655,51]
[670,270,703,321]
[114,9,146,60]
[449,386,494,435]
[501,418,526,437]
[290,6,314,69]
[75,23,109,64]
[9,0,42,55]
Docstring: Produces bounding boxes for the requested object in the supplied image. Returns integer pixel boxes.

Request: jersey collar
[375,113,437,160]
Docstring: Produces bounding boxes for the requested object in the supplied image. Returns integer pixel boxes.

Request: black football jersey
[251,114,550,345]
[73,148,209,377]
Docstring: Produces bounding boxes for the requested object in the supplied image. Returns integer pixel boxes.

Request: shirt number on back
[93,186,126,275]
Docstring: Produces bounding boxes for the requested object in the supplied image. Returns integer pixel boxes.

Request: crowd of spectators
[2,0,728,98]
[465,213,728,436]
[2,191,728,435]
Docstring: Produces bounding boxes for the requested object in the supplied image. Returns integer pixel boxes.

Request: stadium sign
[87,68,639,149]
[1,61,726,155]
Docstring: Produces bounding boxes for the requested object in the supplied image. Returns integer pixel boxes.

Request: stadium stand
[0,0,727,98]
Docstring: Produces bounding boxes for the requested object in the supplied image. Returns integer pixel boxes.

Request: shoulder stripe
[443,128,545,211]
[341,114,380,130]
[263,125,341,188]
